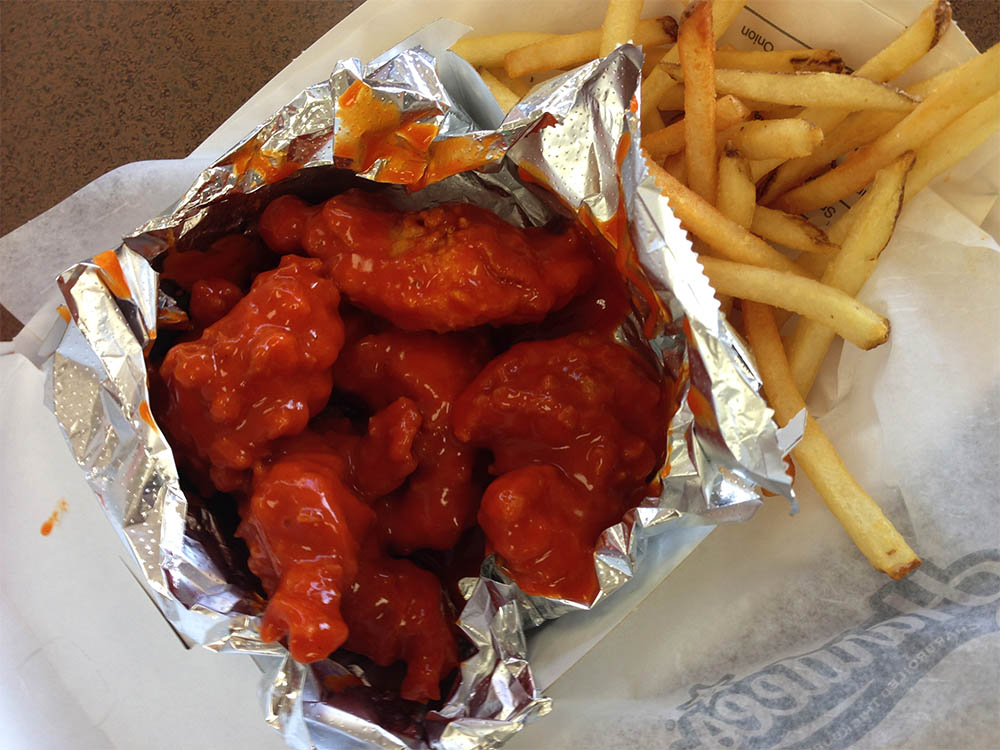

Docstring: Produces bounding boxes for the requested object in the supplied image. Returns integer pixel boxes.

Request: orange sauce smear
[40,499,69,536]
[92,250,132,300]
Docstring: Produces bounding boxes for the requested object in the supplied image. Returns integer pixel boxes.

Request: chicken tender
[260,190,596,332]
[159,256,344,492]
[335,331,490,553]
[453,333,670,601]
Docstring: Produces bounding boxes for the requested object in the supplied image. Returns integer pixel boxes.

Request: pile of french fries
[453,0,1000,581]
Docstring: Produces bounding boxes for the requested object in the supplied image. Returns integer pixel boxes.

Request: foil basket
[38,21,799,750]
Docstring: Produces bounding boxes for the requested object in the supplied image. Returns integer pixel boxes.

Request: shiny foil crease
[42,22,798,750]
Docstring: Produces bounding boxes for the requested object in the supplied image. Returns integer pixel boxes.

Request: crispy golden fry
[905,90,1000,199]
[662,152,687,183]
[743,301,920,580]
[646,155,806,275]
[797,251,832,279]
[760,65,958,204]
[776,44,1000,214]
[755,0,951,197]
[478,68,522,112]
[452,32,557,68]
[717,118,823,160]
[505,16,677,77]
[655,84,687,112]
[787,155,914,394]
[852,0,952,82]
[485,67,531,97]
[699,256,889,349]
[642,95,751,161]
[640,0,747,128]
[758,109,903,203]
[716,93,753,123]
[645,107,667,131]
[680,0,719,202]
[751,206,838,254]
[741,100,804,119]
[714,48,845,74]
[716,145,756,228]
[642,46,670,77]
[749,156,785,182]
[600,0,645,57]
[663,64,921,111]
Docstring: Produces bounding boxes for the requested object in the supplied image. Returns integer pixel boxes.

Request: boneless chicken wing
[335,331,490,553]
[159,256,344,492]
[240,435,458,700]
[453,333,670,601]
[343,549,460,703]
[238,442,374,662]
[258,190,597,332]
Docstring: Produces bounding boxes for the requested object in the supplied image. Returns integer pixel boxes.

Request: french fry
[717,118,823,160]
[749,156,785,182]
[751,206,838,254]
[852,0,952,83]
[640,0,747,129]
[716,93,753,124]
[757,61,958,202]
[662,152,687,183]
[760,59,969,204]
[646,107,667,131]
[797,251,832,280]
[905,90,1000,199]
[663,64,920,111]
[452,32,557,68]
[755,0,952,198]
[776,44,1000,215]
[679,0,718,202]
[655,84,687,112]
[642,95,751,161]
[714,48,845,74]
[642,46,670,77]
[699,256,889,349]
[505,16,677,78]
[646,156,806,275]
[786,155,913,395]
[478,68,522,112]
[485,67,531,97]
[600,0,645,57]
[758,109,903,203]
[716,145,756,228]
[740,100,804,120]
[742,301,920,580]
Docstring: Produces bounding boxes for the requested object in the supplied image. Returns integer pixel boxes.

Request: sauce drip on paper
[40,499,69,536]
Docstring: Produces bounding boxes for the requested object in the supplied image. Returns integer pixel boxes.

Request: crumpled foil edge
[39,22,799,750]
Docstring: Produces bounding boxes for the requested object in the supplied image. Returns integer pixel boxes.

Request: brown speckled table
[1,0,997,339]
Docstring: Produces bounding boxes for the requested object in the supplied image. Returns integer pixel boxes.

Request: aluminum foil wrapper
[39,21,800,750]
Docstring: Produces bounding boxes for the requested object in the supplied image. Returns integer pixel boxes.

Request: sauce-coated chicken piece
[239,436,458,702]
[335,331,490,553]
[259,190,596,332]
[238,440,374,662]
[159,256,344,492]
[453,333,669,602]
